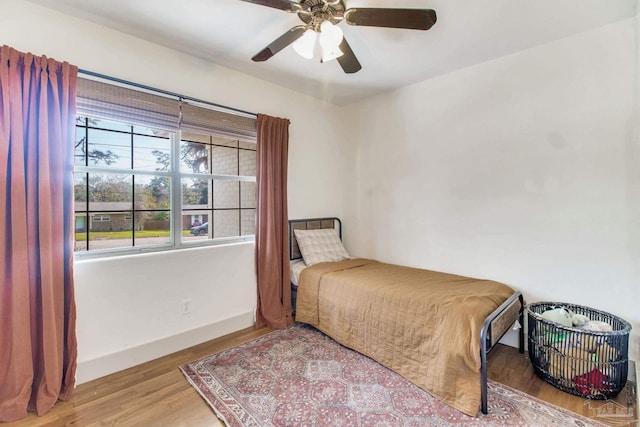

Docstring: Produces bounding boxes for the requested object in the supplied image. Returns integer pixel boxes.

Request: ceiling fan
[240,0,437,74]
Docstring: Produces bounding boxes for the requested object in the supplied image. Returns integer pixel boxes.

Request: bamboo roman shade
[76,78,181,131]
[76,77,256,138]
[180,101,257,142]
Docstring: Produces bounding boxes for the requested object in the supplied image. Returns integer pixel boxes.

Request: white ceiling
[26,0,637,105]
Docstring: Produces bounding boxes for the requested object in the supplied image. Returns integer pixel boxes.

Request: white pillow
[294,228,351,266]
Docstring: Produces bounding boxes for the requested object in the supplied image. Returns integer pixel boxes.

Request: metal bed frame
[288,217,524,415]
[289,217,342,262]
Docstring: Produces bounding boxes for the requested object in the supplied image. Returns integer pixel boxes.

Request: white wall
[345,18,640,363]
[1,0,354,382]
[73,243,255,383]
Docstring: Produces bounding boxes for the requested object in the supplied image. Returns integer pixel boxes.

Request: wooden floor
[4,326,637,427]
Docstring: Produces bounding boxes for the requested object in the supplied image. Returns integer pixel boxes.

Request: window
[74,77,257,255]
[180,132,256,240]
[74,117,172,251]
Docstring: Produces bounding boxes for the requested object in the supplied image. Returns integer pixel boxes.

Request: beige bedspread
[295,258,516,416]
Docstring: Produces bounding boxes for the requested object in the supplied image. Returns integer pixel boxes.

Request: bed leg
[480,334,488,414]
[479,291,523,415]
[519,294,525,354]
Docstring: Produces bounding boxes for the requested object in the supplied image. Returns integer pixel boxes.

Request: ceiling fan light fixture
[292,28,317,59]
[319,20,343,48]
[319,20,344,62]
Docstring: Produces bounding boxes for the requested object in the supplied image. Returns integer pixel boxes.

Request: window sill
[73,236,255,261]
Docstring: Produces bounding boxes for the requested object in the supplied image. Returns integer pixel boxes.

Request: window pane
[182,178,210,206]
[133,174,171,246]
[239,148,256,176]
[213,210,239,238]
[212,146,238,175]
[87,127,131,168]
[213,181,239,209]
[141,211,171,226]
[241,209,256,236]
[88,174,132,210]
[135,214,171,248]
[134,135,171,171]
[134,176,171,210]
[180,140,209,173]
[183,214,209,241]
[240,181,256,209]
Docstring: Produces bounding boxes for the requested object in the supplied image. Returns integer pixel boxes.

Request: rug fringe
[179,365,230,426]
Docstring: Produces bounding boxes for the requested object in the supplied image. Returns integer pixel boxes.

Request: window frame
[172,132,257,246]
[177,133,257,241]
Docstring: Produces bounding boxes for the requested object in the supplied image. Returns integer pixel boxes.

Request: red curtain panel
[0,45,78,422]
[255,113,293,329]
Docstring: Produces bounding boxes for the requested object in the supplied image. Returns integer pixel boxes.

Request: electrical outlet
[182,298,191,315]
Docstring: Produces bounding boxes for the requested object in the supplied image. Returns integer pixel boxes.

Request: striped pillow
[294,228,351,266]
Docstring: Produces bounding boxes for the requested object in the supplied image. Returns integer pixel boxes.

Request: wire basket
[527,302,631,399]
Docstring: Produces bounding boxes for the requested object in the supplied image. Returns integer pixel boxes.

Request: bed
[289,217,524,416]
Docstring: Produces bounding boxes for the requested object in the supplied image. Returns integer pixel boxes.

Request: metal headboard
[288,217,342,261]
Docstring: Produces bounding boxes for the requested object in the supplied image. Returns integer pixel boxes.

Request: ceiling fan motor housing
[297,0,346,28]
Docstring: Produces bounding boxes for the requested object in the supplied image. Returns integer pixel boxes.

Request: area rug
[181,323,606,426]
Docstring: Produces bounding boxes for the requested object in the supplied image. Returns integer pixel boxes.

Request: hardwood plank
[3,326,636,426]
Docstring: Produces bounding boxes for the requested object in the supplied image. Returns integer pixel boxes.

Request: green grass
[76,230,191,240]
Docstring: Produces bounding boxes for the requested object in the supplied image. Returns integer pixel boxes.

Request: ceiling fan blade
[344,8,437,30]
[238,0,301,12]
[336,37,362,74]
[252,25,307,62]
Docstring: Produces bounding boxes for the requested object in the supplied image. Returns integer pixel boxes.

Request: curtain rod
[78,69,257,119]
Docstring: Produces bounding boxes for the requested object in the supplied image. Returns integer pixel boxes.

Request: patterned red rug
[181,323,605,426]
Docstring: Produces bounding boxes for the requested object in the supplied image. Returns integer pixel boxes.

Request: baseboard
[76,311,255,385]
